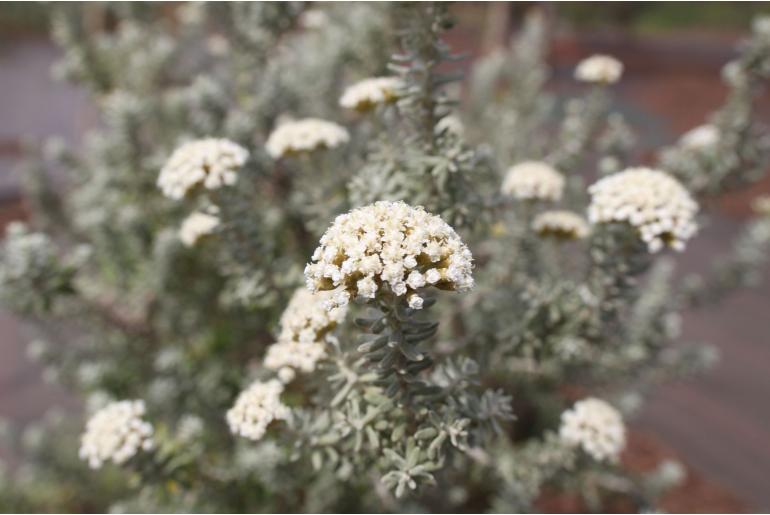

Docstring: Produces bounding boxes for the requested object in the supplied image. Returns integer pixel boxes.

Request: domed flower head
[157,138,249,200]
[264,288,348,380]
[304,201,474,311]
[575,54,623,84]
[501,161,565,202]
[266,118,349,158]
[559,397,626,462]
[179,210,219,247]
[79,400,154,469]
[532,210,590,240]
[226,379,290,441]
[680,124,720,150]
[340,77,403,112]
[588,167,698,253]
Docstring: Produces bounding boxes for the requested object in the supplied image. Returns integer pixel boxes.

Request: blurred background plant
[0,1,769,513]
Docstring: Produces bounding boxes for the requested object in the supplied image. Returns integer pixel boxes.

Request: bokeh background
[1,2,769,511]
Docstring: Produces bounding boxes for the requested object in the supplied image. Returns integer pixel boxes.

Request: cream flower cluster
[340,77,403,111]
[264,288,348,379]
[79,400,154,469]
[226,380,290,441]
[588,167,698,252]
[559,397,626,462]
[179,210,220,247]
[304,201,474,311]
[532,210,590,240]
[501,161,565,202]
[158,138,248,200]
[266,118,349,158]
[574,54,624,84]
[680,124,720,150]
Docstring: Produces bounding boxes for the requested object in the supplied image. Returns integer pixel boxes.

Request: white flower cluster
[264,288,348,380]
[266,118,350,158]
[680,124,720,150]
[226,380,290,441]
[574,54,624,84]
[532,210,590,240]
[79,400,154,469]
[588,167,698,252]
[340,77,403,111]
[158,138,249,200]
[304,201,474,311]
[179,210,220,247]
[501,161,565,202]
[559,397,626,462]
[0,222,58,282]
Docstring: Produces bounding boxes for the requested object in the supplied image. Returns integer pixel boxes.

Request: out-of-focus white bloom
[588,167,698,253]
[264,289,347,378]
[226,380,290,441]
[501,161,565,201]
[680,124,720,150]
[304,201,474,310]
[559,397,626,462]
[340,77,403,111]
[300,9,329,30]
[79,400,154,469]
[177,2,205,26]
[0,222,58,282]
[532,210,590,240]
[179,211,220,247]
[158,138,248,200]
[206,34,230,56]
[575,54,623,84]
[752,195,770,216]
[266,118,349,158]
[754,15,770,36]
[436,115,465,138]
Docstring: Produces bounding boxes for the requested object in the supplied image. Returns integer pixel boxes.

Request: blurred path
[1,31,769,510]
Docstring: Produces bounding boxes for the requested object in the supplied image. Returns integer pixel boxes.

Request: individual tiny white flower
[559,397,626,462]
[79,400,154,469]
[340,77,403,111]
[304,201,474,307]
[226,380,290,441]
[425,269,441,284]
[179,211,220,247]
[406,270,426,289]
[263,288,348,378]
[357,275,378,298]
[277,366,296,384]
[407,294,424,310]
[680,124,720,150]
[158,138,248,200]
[587,167,699,253]
[266,118,349,158]
[532,210,590,240]
[574,54,623,84]
[501,161,565,202]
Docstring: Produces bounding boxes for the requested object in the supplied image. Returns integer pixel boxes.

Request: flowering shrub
[1,3,770,513]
